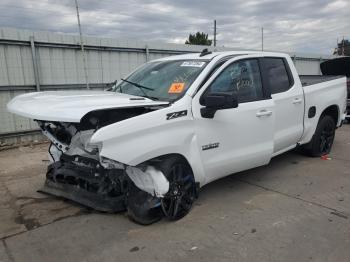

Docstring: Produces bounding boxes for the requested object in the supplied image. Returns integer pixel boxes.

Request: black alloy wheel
[159,157,196,220]
[319,120,335,155]
[305,115,336,157]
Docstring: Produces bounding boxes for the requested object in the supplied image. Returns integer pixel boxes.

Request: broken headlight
[100,156,125,170]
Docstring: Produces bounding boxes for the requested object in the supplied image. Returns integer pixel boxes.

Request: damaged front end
[43,154,127,212]
[36,108,169,221]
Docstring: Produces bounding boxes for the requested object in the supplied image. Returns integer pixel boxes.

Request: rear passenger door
[261,57,304,154]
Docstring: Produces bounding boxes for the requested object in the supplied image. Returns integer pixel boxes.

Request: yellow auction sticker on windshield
[168,82,185,93]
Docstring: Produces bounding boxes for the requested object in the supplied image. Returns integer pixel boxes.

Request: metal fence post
[145,45,149,62]
[30,36,41,91]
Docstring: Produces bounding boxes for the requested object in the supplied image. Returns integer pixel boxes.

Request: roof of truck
[154,51,288,61]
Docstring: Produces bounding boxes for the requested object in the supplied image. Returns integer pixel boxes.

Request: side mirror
[200,92,238,118]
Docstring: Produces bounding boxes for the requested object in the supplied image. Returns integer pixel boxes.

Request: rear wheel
[157,156,196,220]
[304,115,336,157]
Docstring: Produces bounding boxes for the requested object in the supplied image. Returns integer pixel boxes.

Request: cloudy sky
[0,0,349,54]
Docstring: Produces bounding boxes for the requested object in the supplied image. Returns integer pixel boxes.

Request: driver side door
[192,57,275,184]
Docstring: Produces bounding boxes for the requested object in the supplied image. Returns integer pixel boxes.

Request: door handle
[292,98,303,104]
[256,110,272,117]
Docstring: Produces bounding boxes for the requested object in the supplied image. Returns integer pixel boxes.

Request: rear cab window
[261,57,294,94]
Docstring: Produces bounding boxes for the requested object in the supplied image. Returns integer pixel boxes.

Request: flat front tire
[126,182,162,225]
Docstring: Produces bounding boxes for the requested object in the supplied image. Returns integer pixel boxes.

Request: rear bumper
[40,158,128,213]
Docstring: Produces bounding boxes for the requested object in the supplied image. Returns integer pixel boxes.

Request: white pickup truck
[7,50,347,224]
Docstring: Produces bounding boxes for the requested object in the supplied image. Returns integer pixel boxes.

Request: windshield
[112,60,208,101]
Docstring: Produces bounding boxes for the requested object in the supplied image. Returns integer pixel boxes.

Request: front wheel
[304,115,336,157]
[157,156,196,221]
[126,182,163,225]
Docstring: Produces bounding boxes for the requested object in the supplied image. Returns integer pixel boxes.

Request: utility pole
[74,0,89,89]
[213,20,217,47]
[336,38,339,55]
[261,27,264,51]
[342,36,345,56]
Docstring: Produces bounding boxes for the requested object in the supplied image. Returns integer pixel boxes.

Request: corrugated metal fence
[0,27,333,145]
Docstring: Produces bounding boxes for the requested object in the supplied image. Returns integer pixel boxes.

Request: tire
[304,115,336,157]
[156,156,196,221]
[126,182,163,225]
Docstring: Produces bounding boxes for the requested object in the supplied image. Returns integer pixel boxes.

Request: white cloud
[323,0,348,12]
[0,0,348,54]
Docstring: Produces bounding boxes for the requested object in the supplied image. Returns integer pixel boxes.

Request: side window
[207,59,264,103]
[262,58,291,94]
[197,60,227,91]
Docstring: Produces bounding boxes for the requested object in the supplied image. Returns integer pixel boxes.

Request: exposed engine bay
[37,106,171,224]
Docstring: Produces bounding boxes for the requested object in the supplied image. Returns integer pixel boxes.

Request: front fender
[90,96,207,186]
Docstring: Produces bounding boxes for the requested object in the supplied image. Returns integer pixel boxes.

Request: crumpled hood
[7,90,169,122]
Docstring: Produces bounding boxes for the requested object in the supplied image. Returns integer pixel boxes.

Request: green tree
[185,32,212,46]
[334,39,350,56]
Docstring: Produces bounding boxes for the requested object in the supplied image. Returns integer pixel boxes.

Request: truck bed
[299,75,344,87]
[299,74,347,146]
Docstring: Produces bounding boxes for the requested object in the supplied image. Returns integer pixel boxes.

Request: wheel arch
[142,153,201,191]
[145,153,194,176]
[299,104,340,146]
[320,104,339,125]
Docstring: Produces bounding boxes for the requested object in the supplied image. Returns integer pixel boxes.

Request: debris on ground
[320,155,332,160]
[129,246,140,252]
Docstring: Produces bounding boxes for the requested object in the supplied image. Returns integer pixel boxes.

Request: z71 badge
[202,142,220,151]
[166,110,187,120]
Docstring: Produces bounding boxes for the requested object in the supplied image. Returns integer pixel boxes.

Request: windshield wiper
[121,79,154,91]
[121,78,158,100]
